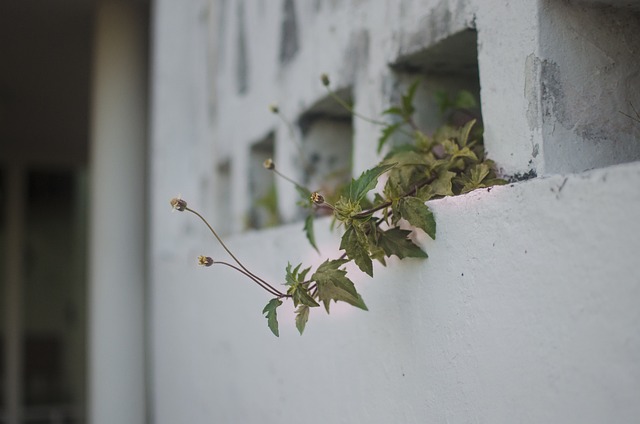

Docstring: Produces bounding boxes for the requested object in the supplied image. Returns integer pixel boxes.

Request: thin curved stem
[213,260,288,298]
[326,87,387,126]
[272,168,306,191]
[186,207,285,296]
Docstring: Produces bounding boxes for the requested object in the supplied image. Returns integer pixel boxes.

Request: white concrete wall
[149,0,640,422]
[89,2,148,424]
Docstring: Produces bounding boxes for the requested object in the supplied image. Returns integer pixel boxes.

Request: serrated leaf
[347,163,395,202]
[295,305,310,335]
[457,119,477,147]
[285,262,310,286]
[366,222,387,266]
[262,298,283,337]
[398,197,436,239]
[304,214,319,253]
[382,106,404,116]
[378,228,428,259]
[312,259,368,313]
[377,122,403,153]
[401,80,420,117]
[340,225,373,277]
[293,286,320,308]
[430,171,456,197]
[456,163,492,194]
[383,151,430,199]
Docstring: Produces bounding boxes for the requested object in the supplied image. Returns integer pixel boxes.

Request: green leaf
[457,119,477,147]
[347,163,395,202]
[382,150,430,199]
[304,214,319,253]
[340,225,373,277]
[401,80,420,117]
[285,263,318,308]
[382,106,404,116]
[295,305,310,335]
[434,90,451,114]
[377,122,403,153]
[456,163,492,194]
[285,263,310,286]
[312,259,368,313]
[262,298,283,337]
[366,222,387,266]
[378,228,428,259]
[430,171,456,197]
[398,197,436,239]
[453,90,477,110]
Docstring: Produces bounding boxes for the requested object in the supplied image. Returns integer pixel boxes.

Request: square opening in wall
[248,133,279,229]
[297,89,354,207]
[539,1,640,173]
[388,29,482,142]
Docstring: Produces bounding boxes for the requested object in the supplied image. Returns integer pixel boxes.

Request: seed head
[197,255,214,267]
[311,192,325,205]
[263,158,275,170]
[170,197,187,211]
[320,73,330,87]
[268,104,279,114]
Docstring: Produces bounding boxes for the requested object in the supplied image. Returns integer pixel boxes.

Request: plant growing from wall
[171,74,505,337]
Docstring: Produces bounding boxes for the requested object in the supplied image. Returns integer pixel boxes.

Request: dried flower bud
[197,255,214,267]
[268,104,279,114]
[263,158,275,170]
[170,197,187,211]
[311,192,325,205]
[320,73,330,87]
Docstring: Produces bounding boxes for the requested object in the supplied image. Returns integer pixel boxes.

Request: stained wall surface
[149,0,640,422]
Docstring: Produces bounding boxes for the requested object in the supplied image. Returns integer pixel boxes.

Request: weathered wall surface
[149,0,640,423]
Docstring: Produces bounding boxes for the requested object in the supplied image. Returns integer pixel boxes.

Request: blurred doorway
[1,1,93,422]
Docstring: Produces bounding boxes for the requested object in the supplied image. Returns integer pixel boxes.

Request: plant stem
[186,207,286,296]
[213,260,288,297]
[352,174,437,219]
[326,87,388,126]
[272,168,306,191]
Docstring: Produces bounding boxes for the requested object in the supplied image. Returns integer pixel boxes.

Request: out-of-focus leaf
[304,214,319,253]
[378,122,403,153]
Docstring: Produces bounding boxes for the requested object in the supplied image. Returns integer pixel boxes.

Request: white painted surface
[88,2,147,423]
[149,0,640,422]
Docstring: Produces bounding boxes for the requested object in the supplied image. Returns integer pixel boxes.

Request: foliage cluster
[171,75,505,337]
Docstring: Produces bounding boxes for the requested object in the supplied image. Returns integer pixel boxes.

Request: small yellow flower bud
[170,197,187,211]
[320,73,330,87]
[268,104,279,114]
[263,158,275,170]
[197,255,214,267]
[311,192,325,205]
